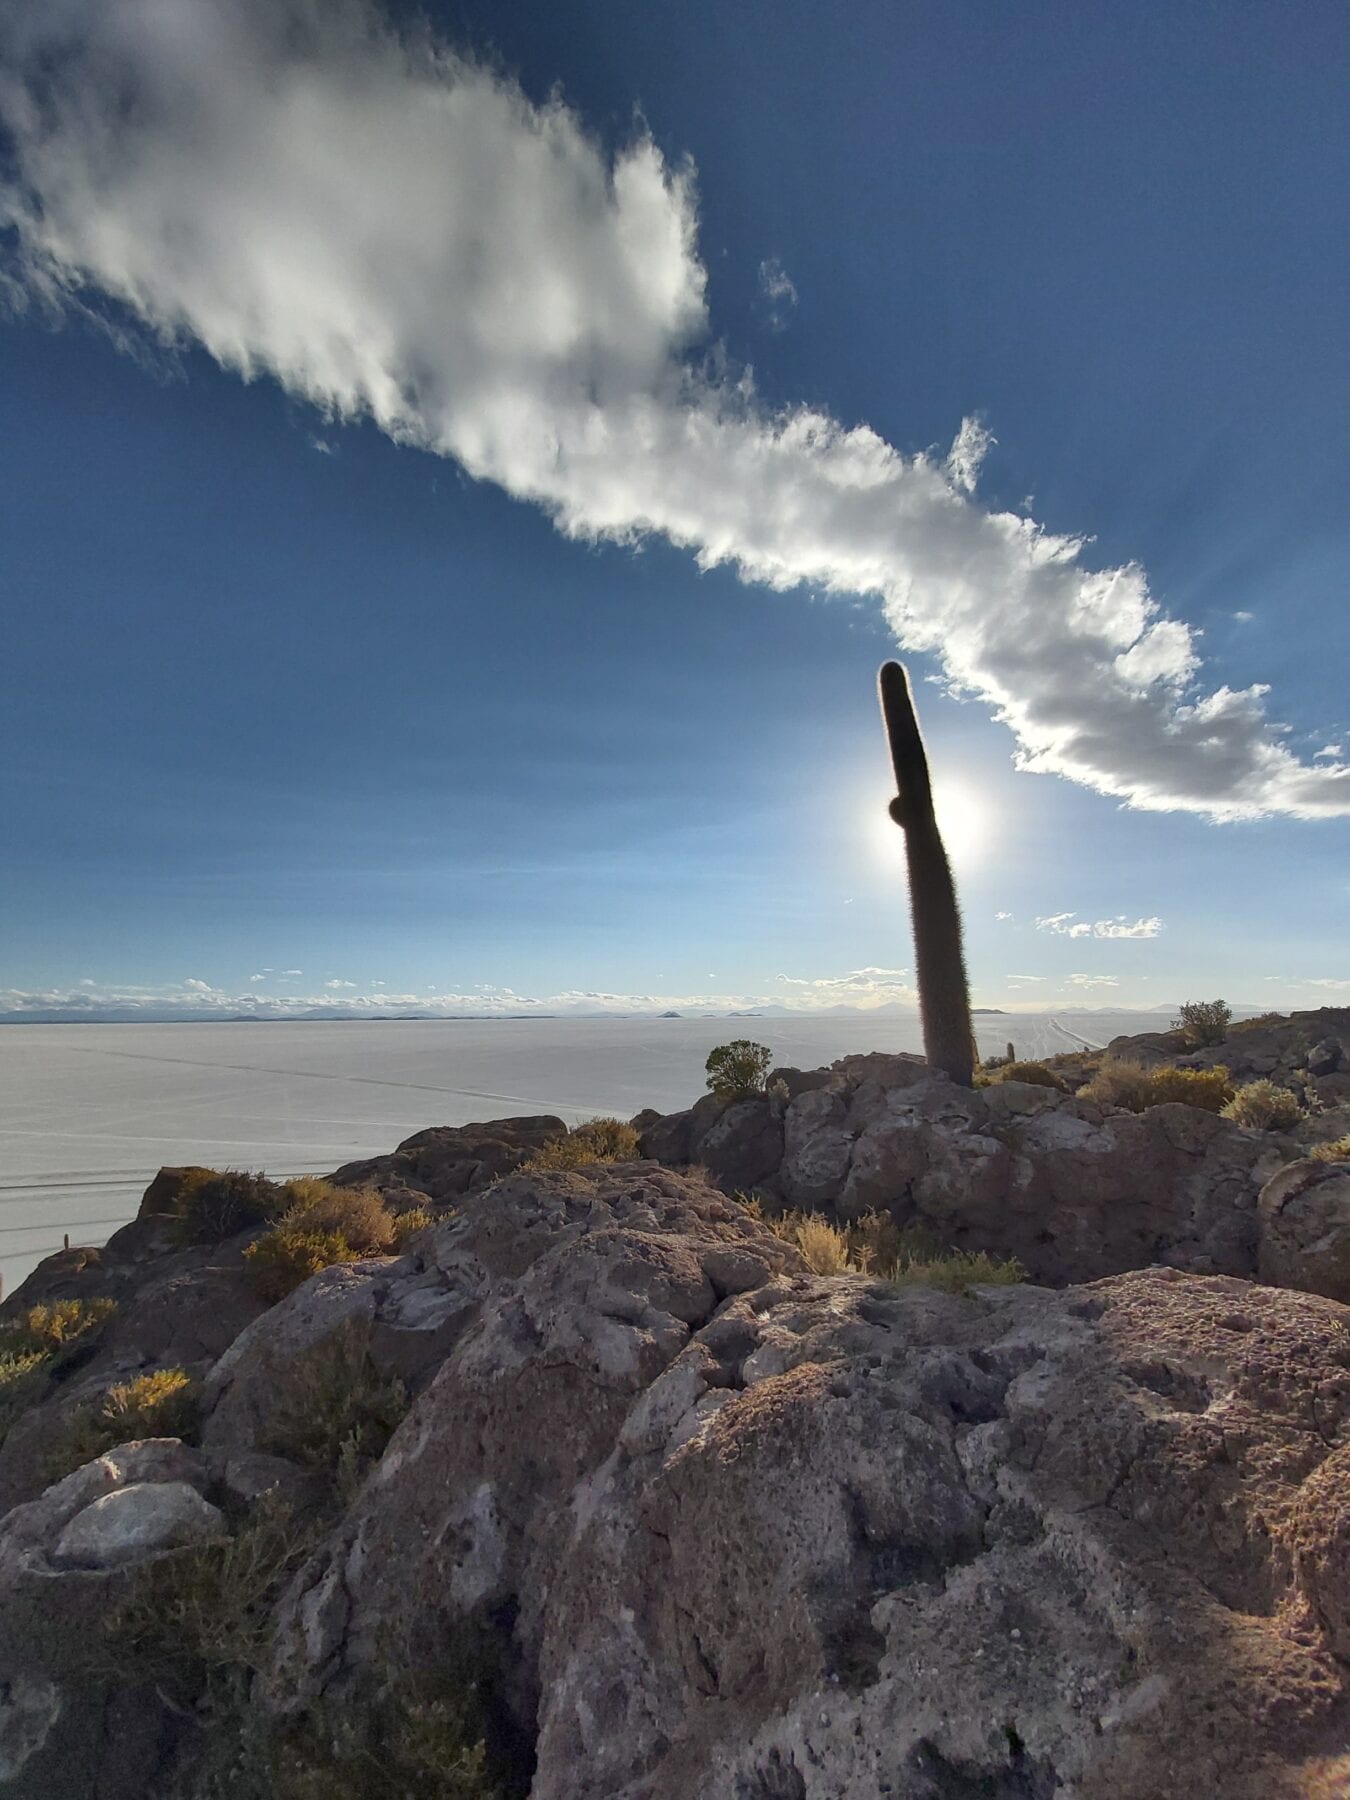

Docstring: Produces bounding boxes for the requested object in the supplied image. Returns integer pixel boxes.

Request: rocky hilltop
[2,1014,1350,1797]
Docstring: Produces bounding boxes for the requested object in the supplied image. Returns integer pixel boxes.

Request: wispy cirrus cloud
[756,256,798,330]
[1036,913,1164,940]
[1,0,1345,818]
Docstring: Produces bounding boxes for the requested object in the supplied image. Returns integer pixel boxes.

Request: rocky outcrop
[639,1056,1287,1288]
[1106,1007,1350,1099]
[329,1115,571,1204]
[5,1141,1350,1796]
[1259,1158,1350,1302]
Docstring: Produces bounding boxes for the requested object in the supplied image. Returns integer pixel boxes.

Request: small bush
[704,1040,773,1101]
[389,1206,435,1246]
[259,1320,408,1494]
[244,1227,362,1304]
[1222,1079,1305,1131]
[1077,1060,1153,1111]
[1309,1136,1350,1163]
[1139,1064,1234,1112]
[97,1490,310,1691]
[1078,1060,1233,1115]
[1230,1012,1287,1034]
[1173,999,1233,1049]
[170,1168,285,1245]
[280,1180,396,1254]
[980,1061,1070,1092]
[1,1296,118,1357]
[0,1350,50,1448]
[44,1368,201,1482]
[521,1117,641,1172]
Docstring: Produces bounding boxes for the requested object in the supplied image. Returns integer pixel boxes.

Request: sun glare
[866,778,992,873]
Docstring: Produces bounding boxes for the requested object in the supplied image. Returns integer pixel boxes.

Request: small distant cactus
[878,661,974,1087]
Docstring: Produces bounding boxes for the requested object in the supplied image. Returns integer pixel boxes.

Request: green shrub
[279,1180,396,1254]
[979,1060,1070,1092]
[44,1367,201,1482]
[1230,1011,1286,1034]
[271,1684,496,1800]
[244,1227,362,1304]
[1309,1135,1350,1163]
[704,1040,773,1101]
[94,1492,505,1799]
[258,1320,408,1497]
[1173,999,1232,1049]
[1222,1079,1305,1131]
[170,1168,285,1245]
[521,1117,641,1172]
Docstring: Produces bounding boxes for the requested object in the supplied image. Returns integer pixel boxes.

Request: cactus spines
[878,660,975,1088]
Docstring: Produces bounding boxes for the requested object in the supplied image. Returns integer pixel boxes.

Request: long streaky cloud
[2,0,1345,819]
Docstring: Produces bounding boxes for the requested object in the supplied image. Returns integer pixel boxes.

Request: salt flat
[0,1011,1161,1293]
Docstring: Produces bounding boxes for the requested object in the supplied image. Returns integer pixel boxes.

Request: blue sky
[1,0,1346,1019]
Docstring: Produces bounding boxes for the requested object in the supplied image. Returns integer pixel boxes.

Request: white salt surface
[0,1011,1159,1294]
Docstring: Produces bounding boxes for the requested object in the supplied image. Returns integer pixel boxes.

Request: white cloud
[1315,744,1343,760]
[1066,974,1120,989]
[1005,973,1043,983]
[994,910,1013,921]
[248,973,266,982]
[1232,611,1254,623]
[1036,913,1163,940]
[2,1,1345,818]
[774,966,915,1007]
[756,256,798,329]
[280,969,303,977]
[0,968,925,1019]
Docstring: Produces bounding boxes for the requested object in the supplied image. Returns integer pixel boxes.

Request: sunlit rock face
[4,1128,1350,1796]
[639,1059,1279,1287]
[638,1017,1350,1295]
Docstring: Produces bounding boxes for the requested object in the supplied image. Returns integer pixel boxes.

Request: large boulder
[329,1115,570,1204]
[1259,1158,1350,1301]
[0,1439,213,1798]
[245,1170,1350,1799]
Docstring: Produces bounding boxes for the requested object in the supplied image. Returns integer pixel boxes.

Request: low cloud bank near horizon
[0,970,921,1021]
[3,973,1343,1022]
[2,0,1347,819]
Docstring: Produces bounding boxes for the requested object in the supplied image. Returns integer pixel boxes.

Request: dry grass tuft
[1309,1136,1350,1164]
[755,1204,1022,1295]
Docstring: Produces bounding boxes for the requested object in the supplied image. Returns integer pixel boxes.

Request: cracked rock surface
[5,1156,1350,1796]
[249,1168,1350,1798]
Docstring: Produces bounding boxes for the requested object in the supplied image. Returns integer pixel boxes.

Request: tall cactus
[878,660,975,1087]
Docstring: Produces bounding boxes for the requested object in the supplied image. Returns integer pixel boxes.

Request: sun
[866,777,992,874]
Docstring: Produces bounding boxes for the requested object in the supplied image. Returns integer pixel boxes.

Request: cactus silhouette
[878,660,975,1087]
